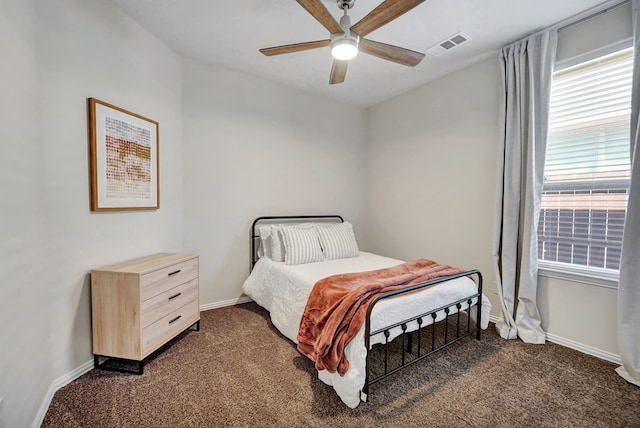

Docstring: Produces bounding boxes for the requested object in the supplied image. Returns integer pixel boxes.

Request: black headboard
[250,215,344,270]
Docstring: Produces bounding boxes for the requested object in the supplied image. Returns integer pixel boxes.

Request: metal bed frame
[250,215,482,403]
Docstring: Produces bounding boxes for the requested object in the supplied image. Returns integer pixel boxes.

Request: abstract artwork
[88,98,159,211]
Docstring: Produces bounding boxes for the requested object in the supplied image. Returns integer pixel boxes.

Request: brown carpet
[43,302,640,427]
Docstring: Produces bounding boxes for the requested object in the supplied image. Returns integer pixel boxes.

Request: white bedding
[242,251,491,408]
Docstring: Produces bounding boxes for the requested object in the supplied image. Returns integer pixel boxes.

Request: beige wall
[181,61,367,305]
[38,0,185,375]
[0,1,632,426]
[364,3,632,359]
[0,1,366,425]
[365,56,502,315]
[0,1,48,426]
[556,2,632,64]
[1,0,183,426]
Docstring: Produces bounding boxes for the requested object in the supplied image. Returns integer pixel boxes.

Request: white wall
[0,0,183,426]
[365,57,502,314]
[182,61,367,305]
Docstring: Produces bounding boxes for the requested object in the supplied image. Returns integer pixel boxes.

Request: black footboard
[361,270,482,402]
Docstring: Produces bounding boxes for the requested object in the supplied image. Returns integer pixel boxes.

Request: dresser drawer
[140,257,198,301]
[142,299,200,358]
[140,278,199,328]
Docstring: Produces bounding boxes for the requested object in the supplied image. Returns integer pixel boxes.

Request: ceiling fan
[260,0,426,84]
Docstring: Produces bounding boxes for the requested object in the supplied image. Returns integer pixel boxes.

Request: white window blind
[537,47,632,273]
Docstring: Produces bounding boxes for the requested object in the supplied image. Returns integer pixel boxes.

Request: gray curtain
[493,30,557,344]
[616,0,640,387]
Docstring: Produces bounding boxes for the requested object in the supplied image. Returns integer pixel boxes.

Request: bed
[242,215,491,408]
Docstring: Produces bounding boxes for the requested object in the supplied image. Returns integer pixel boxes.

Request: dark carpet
[42,302,640,427]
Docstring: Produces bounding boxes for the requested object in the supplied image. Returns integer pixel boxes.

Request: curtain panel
[616,0,640,387]
[493,30,557,343]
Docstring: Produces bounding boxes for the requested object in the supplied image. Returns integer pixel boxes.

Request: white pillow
[257,225,272,259]
[315,222,359,260]
[270,225,286,262]
[280,224,324,265]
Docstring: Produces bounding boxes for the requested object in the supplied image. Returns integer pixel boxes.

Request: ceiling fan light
[331,37,358,60]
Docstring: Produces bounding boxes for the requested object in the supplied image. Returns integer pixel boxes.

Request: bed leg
[406,332,413,353]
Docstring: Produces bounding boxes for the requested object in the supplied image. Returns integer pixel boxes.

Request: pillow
[314,222,359,260]
[280,224,324,265]
[270,225,286,262]
[270,223,314,262]
[257,225,272,259]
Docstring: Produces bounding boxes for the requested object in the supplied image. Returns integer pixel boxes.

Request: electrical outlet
[0,396,5,428]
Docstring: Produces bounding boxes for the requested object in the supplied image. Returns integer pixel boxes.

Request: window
[537,46,633,281]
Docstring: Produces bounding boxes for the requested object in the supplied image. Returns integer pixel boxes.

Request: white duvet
[242,252,491,408]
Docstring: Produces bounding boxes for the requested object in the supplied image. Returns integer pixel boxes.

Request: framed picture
[88,98,159,211]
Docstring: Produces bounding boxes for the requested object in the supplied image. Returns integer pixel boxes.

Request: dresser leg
[187,320,201,332]
[94,354,145,375]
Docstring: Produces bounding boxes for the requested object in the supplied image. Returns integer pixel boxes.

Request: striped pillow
[257,226,273,259]
[315,222,359,260]
[280,224,324,265]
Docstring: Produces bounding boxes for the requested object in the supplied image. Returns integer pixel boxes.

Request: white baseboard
[487,315,621,364]
[200,306,620,364]
[545,332,621,364]
[32,298,252,427]
[0,396,5,428]
[32,359,94,428]
[33,305,619,427]
[200,296,252,311]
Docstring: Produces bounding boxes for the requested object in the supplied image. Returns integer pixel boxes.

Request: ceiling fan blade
[329,60,348,84]
[296,0,343,34]
[351,0,426,37]
[359,38,425,67]
[260,40,330,56]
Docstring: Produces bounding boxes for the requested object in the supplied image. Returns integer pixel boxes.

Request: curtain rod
[557,0,631,32]
[509,0,631,45]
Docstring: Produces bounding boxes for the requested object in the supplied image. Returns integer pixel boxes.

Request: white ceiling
[111,0,610,107]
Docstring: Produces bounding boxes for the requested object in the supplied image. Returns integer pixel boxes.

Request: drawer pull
[168,292,182,301]
[169,315,182,325]
[168,270,181,277]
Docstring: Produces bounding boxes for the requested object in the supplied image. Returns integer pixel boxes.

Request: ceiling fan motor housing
[330,14,359,60]
[337,0,355,10]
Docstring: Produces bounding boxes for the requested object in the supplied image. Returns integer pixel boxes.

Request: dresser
[91,252,200,374]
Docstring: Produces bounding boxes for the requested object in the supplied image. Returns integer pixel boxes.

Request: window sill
[537,261,619,289]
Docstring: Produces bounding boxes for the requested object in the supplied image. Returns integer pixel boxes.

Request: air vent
[427,32,471,56]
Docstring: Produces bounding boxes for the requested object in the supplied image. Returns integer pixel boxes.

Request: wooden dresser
[91,252,200,373]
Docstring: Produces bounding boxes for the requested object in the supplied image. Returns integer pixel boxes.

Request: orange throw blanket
[296,259,467,376]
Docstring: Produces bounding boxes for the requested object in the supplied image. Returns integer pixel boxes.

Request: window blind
[538,47,632,272]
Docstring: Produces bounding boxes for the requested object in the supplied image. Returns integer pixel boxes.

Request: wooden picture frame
[88,98,159,211]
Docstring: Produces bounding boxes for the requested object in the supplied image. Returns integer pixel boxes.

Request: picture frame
[88,98,159,211]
